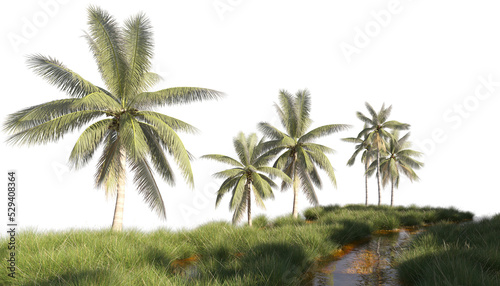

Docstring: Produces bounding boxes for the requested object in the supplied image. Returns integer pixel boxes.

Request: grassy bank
[396,214,500,286]
[1,205,472,285]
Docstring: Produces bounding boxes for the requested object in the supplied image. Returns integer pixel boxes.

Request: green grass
[0,205,472,285]
[396,214,500,286]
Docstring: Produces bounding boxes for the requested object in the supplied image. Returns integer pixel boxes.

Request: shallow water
[309,229,421,286]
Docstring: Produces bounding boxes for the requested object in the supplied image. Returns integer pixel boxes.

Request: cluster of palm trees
[203,90,350,225]
[3,7,424,230]
[343,103,424,207]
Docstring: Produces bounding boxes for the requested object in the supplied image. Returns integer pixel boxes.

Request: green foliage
[202,132,290,225]
[302,206,325,221]
[3,6,223,229]
[252,214,270,228]
[348,103,411,206]
[397,216,500,286]
[272,215,306,228]
[258,90,350,216]
[0,205,473,285]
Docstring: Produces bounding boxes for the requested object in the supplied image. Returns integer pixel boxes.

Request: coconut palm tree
[3,6,223,231]
[202,132,291,226]
[258,89,350,218]
[368,131,424,206]
[342,125,375,206]
[356,103,409,206]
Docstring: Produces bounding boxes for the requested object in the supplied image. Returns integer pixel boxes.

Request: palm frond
[302,142,335,155]
[6,111,104,146]
[364,102,378,121]
[257,122,287,140]
[298,167,319,206]
[123,12,154,97]
[306,148,337,187]
[229,176,247,210]
[215,175,241,207]
[131,87,224,109]
[383,120,410,130]
[69,118,113,169]
[26,54,102,98]
[309,165,322,188]
[277,89,297,136]
[251,172,274,200]
[356,111,374,125]
[257,166,292,184]
[137,111,199,134]
[258,174,279,189]
[140,124,175,185]
[299,124,351,143]
[297,146,314,173]
[94,131,123,195]
[273,150,292,171]
[294,89,312,137]
[86,5,127,96]
[231,185,248,224]
[201,154,243,167]
[139,120,194,187]
[4,99,77,133]
[72,91,122,111]
[342,137,363,144]
[378,104,392,123]
[119,113,149,161]
[233,132,250,166]
[252,185,266,209]
[213,168,245,179]
[129,157,166,219]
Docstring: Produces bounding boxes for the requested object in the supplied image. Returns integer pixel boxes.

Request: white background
[1,0,499,235]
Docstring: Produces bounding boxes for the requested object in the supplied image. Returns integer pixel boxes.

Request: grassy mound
[396,214,500,286]
[0,205,472,285]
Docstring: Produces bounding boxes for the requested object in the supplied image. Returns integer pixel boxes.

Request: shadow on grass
[24,269,110,286]
[196,242,308,285]
[330,219,372,245]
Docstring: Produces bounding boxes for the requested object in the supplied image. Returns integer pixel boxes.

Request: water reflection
[310,229,419,286]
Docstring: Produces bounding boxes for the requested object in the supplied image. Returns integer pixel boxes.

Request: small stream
[307,228,421,286]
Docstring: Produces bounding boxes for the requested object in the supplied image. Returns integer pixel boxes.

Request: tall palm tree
[3,6,223,231]
[356,103,409,206]
[369,131,424,206]
[202,132,291,226]
[342,125,375,206]
[258,89,350,218]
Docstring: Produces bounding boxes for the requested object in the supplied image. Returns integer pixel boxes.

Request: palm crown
[202,132,291,226]
[3,6,223,231]
[368,131,424,206]
[355,102,409,205]
[258,89,350,218]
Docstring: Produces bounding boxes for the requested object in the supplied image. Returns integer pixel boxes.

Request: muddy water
[308,229,421,286]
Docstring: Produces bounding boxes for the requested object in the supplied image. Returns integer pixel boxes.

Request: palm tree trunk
[247,183,252,227]
[291,154,299,218]
[364,158,369,206]
[111,147,126,232]
[376,148,382,206]
[390,177,394,207]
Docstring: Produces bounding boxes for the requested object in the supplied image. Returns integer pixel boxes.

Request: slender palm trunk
[390,177,394,207]
[364,158,369,206]
[291,154,299,219]
[376,148,382,206]
[247,183,252,227]
[111,147,126,232]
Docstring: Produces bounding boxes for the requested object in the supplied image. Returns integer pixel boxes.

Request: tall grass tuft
[396,215,500,286]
